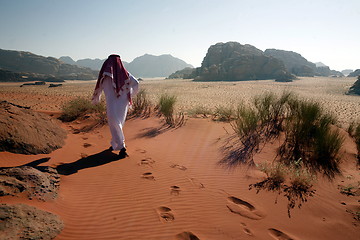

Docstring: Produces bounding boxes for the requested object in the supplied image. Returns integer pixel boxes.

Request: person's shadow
[56,148,123,176]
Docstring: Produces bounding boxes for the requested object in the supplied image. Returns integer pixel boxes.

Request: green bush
[280,99,344,178]
[158,93,184,127]
[221,92,344,178]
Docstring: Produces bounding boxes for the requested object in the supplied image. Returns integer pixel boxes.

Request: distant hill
[167,67,196,79]
[125,54,193,78]
[348,69,360,77]
[193,42,293,81]
[0,49,97,81]
[348,75,360,95]
[264,49,343,77]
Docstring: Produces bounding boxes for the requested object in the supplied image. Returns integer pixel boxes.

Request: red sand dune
[1,116,359,240]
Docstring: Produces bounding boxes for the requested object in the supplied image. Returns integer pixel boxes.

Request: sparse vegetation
[59,97,107,126]
[279,99,344,178]
[130,89,152,118]
[158,93,184,127]
[213,105,235,122]
[249,160,316,218]
[221,92,344,178]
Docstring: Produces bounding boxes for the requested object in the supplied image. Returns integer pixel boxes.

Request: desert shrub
[221,92,292,166]
[249,162,287,193]
[213,105,235,122]
[250,160,316,218]
[59,97,106,123]
[158,93,184,127]
[279,99,344,178]
[221,92,344,178]
[130,89,152,118]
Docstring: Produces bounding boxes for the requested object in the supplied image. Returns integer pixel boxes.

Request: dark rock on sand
[348,69,360,77]
[0,101,66,154]
[0,203,64,240]
[0,166,60,201]
[348,76,360,95]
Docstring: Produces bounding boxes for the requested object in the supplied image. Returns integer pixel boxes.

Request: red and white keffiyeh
[93,54,131,102]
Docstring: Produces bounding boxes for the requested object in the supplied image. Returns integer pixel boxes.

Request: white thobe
[93,72,139,150]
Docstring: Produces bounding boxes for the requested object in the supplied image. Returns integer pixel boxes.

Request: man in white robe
[92,54,139,157]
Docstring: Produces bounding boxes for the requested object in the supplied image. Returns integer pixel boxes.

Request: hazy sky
[1,0,359,71]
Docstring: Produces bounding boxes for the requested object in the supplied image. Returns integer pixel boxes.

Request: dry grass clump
[221,91,344,179]
[129,89,152,118]
[213,105,235,122]
[157,93,184,127]
[59,97,106,125]
[249,160,316,218]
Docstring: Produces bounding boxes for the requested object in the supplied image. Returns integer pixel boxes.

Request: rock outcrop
[348,69,360,77]
[167,67,196,79]
[0,166,60,201]
[194,42,293,81]
[264,49,343,77]
[0,101,66,154]
[0,49,97,81]
[265,49,317,77]
[348,76,360,95]
[0,203,64,240]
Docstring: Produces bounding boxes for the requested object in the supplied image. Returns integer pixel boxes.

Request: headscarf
[94,54,131,102]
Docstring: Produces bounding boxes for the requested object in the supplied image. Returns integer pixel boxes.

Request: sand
[0,77,359,239]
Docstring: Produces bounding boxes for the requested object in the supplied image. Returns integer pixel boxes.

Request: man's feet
[119,147,128,158]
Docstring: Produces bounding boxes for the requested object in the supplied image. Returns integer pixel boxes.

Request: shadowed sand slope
[0,116,359,240]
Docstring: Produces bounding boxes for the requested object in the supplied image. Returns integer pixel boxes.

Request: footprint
[156,206,175,223]
[227,196,265,220]
[170,185,181,195]
[83,143,92,148]
[175,231,200,240]
[170,164,187,171]
[141,172,155,180]
[268,228,295,240]
[138,158,155,166]
[136,149,147,154]
[189,178,205,189]
[241,223,253,236]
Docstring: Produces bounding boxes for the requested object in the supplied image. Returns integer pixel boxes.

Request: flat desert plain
[0,77,359,240]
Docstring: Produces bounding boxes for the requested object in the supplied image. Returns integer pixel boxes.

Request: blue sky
[0,0,359,71]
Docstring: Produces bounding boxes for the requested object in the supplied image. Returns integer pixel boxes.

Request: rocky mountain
[264,49,317,77]
[348,75,360,95]
[193,42,293,81]
[167,67,196,79]
[264,49,343,77]
[348,69,360,77]
[59,56,76,65]
[125,54,193,78]
[0,49,97,81]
